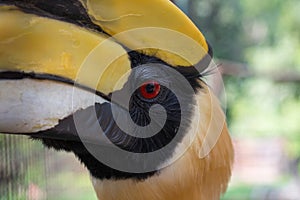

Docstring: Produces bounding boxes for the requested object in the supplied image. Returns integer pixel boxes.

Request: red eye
[140,81,161,99]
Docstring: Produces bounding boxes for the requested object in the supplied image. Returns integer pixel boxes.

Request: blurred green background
[174,0,300,199]
[1,0,300,199]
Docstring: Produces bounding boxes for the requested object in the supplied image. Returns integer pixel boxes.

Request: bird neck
[91,86,234,200]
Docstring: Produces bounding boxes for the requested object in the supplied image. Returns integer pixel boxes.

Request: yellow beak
[0,0,211,96]
[0,1,211,134]
[0,6,131,95]
[81,0,210,66]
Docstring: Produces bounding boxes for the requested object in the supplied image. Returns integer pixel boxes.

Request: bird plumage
[92,82,233,200]
[0,0,233,199]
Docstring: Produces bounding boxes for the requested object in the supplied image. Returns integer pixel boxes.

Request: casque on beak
[0,6,130,139]
[0,0,211,144]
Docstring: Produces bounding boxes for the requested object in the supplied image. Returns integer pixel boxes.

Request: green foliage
[186,0,246,61]
[221,184,253,200]
[180,0,300,149]
[175,0,300,191]
[221,182,288,200]
[47,171,97,200]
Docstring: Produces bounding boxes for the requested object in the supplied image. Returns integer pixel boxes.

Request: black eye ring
[139,81,161,99]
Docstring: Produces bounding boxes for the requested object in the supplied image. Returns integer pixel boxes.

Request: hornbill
[0,0,233,200]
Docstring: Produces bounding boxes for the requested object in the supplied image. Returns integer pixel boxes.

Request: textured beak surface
[0,0,211,139]
[0,6,132,94]
[0,6,131,134]
[81,0,209,66]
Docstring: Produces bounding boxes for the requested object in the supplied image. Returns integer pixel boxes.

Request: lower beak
[0,74,113,145]
[0,77,103,133]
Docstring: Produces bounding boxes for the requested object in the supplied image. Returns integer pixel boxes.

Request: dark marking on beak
[0,0,105,33]
[0,71,111,101]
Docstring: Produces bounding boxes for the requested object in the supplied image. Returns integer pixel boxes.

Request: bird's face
[0,1,233,199]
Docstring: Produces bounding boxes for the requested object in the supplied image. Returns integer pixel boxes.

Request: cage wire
[0,135,48,200]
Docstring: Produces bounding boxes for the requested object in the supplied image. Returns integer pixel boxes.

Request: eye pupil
[140,81,161,99]
[145,83,155,94]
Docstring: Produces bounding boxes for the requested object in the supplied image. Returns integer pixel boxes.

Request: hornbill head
[0,0,233,199]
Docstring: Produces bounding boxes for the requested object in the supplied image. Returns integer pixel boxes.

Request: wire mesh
[0,135,47,200]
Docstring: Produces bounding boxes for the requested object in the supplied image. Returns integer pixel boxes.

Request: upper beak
[0,0,211,143]
[0,6,131,138]
[80,0,211,66]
